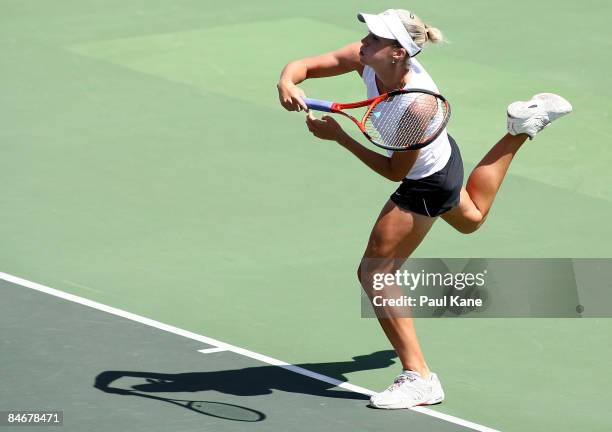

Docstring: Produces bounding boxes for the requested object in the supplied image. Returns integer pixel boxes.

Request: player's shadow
[94,350,396,421]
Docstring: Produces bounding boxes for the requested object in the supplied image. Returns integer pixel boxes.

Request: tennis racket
[303,89,450,151]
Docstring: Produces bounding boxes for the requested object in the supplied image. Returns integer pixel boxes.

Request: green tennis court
[1,1,611,431]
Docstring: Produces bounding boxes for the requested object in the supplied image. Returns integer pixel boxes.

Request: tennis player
[277,9,572,409]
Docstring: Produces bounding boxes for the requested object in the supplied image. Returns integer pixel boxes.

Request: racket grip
[302,97,334,112]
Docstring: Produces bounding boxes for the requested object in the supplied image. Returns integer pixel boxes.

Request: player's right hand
[277,81,308,112]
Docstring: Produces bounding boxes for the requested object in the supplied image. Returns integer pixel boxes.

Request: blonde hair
[394,9,445,48]
[386,9,444,68]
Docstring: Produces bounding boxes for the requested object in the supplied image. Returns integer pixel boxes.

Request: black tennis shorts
[390,135,464,217]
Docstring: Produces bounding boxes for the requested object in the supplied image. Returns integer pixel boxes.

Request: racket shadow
[96,386,265,422]
[94,350,397,421]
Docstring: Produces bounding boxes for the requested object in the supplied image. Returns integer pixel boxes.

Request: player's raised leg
[442,93,572,234]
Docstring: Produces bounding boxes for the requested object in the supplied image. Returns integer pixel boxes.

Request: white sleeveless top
[362,60,451,179]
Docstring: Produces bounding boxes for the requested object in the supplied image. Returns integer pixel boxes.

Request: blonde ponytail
[424,24,444,44]
[395,9,445,47]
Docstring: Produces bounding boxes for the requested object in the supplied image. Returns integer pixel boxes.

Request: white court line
[197,347,227,354]
[0,271,499,432]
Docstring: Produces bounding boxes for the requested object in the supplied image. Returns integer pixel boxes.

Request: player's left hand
[305,112,346,142]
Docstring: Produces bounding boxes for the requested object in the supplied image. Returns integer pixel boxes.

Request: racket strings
[364,93,448,149]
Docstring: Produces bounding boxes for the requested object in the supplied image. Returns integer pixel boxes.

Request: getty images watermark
[371,268,487,308]
[360,259,612,318]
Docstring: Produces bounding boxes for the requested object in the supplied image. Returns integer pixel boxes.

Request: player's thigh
[358,200,436,289]
[363,199,437,260]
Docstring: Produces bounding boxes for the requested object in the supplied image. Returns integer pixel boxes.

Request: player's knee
[463,214,487,234]
[452,212,484,234]
[358,273,376,298]
[357,263,379,297]
[457,222,480,234]
[357,264,376,288]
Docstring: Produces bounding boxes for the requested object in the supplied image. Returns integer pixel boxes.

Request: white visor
[357,9,421,57]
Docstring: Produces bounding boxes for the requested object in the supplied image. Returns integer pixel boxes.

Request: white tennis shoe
[507,93,572,139]
[369,371,445,409]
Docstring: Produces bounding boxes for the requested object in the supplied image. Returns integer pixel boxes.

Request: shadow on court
[94,350,397,422]
[3,280,472,431]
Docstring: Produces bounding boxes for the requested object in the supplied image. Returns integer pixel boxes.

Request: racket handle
[302,97,334,112]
